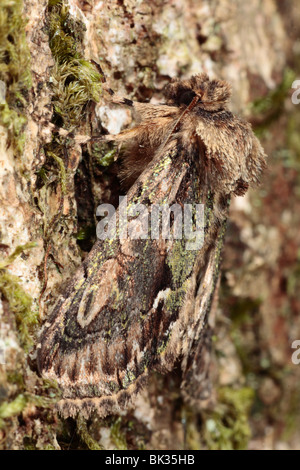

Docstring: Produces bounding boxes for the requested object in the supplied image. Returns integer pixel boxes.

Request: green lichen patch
[167,240,197,286]
[0,243,38,349]
[0,0,32,154]
[203,386,254,450]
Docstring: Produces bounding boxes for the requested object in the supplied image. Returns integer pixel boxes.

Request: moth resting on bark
[37,73,266,418]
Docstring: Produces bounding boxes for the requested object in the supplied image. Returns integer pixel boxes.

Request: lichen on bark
[0,0,31,154]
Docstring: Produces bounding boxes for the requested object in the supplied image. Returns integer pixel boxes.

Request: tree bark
[0,0,299,450]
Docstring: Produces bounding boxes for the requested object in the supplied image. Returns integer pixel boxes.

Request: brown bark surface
[0,0,299,450]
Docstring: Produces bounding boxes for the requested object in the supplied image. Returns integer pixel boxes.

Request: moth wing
[37,140,205,417]
[196,115,266,194]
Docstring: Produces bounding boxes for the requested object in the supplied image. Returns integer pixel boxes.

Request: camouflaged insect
[37,73,266,418]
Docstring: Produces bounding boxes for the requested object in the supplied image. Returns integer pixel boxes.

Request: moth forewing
[38,139,209,418]
[37,73,266,418]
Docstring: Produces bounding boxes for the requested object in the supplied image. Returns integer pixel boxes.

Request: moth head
[164,73,232,111]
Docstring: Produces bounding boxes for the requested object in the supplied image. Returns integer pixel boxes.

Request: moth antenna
[90,59,107,84]
[109,96,134,107]
[159,95,200,150]
[75,134,116,144]
[89,134,115,143]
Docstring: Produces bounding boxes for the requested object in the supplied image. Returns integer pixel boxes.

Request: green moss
[110,417,128,450]
[76,416,103,450]
[28,392,60,409]
[282,383,300,441]
[35,143,68,230]
[0,392,59,430]
[0,0,31,154]
[283,111,300,176]
[251,69,294,115]
[6,371,24,388]
[186,422,202,450]
[183,409,202,450]
[23,436,58,450]
[75,225,95,241]
[0,394,27,428]
[289,116,300,153]
[203,387,254,450]
[250,69,295,136]
[0,243,38,349]
[46,151,67,194]
[0,242,37,269]
[48,0,102,129]
[93,145,117,167]
[35,1,105,242]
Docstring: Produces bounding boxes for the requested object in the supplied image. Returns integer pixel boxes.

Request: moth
[37,73,266,418]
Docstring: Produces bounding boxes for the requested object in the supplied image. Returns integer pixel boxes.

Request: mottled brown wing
[37,137,225,418]
[195,110,266,195]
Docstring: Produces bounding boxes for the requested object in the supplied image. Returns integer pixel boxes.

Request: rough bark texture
[0,0,299,450]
